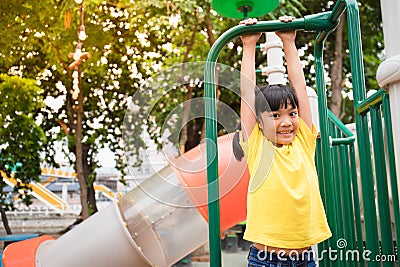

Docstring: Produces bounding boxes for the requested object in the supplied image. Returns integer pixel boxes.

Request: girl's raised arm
[277,16,313,129]
[240,19,261,141]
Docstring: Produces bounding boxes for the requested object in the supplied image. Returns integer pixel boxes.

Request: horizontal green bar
[328,0,347,23]
[327,110,354,137]
[331,136,355,145]
[206,13,339,66]
[356,89,385,115]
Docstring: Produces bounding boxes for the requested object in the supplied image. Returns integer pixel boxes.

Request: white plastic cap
[376,54,400,89]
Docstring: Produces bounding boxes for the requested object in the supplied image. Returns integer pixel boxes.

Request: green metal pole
[204,62,222,267]
[339,144,356,267]
[382,93,400,251]
[345,0,380,263]
[356,89,384,115]
[314,38,337,267]
[327,110,354,137]
[349,144,366,266]
[203,12,340,267]
[370,106,395,260]
[330,136,355,145]
[331,126,346,266]
[316,138,330,262]
[328,110,358,266]
[328,0,347,23]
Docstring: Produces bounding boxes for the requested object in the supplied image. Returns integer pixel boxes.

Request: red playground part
[2,235,55,267]
[172,133,250,232]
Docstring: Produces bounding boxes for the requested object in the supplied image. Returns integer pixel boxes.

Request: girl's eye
[290,112,298,117]
[272,113,280,118]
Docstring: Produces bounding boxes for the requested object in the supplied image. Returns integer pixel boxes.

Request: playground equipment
[2,0,400,266]
[41,165,118,201]
[1,166,117,213]
[204,0,399,266]
[261,32,287,85]
[2,133,250,267]
[211,0,279,19]
[0,171,68,214]
[377,0,400,187]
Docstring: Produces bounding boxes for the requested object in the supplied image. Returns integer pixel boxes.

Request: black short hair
[232,122,244,161]
[233,84,299,161]
[255,84,299,119]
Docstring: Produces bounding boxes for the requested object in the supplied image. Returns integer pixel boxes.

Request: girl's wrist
[282,41,296,49]
[243,43,257,48]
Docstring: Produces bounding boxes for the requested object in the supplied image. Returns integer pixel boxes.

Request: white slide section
[3,133,247,267]
[4,31,320,267]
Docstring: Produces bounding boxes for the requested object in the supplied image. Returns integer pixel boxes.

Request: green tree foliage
[292,1,383,124]
[0,74,45,233]
[0,0,385,218]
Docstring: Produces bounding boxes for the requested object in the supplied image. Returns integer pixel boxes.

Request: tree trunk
[75,71,89,219]
[329,13,346,117]
[83,143,97,214]
[179,85,193,154]
[200,6,219,141]
[200,87,220,141]
[178,16,198,154]
[0,205,12,235]
[204,7,215,46]
[87,178,97,214]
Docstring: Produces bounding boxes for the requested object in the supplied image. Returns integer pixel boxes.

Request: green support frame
[204,10,339,267]
[204,1,399,266]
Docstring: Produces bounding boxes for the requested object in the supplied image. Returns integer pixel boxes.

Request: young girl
[234,17,332,266]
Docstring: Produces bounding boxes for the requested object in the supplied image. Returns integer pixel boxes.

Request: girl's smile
[259,104,300,146]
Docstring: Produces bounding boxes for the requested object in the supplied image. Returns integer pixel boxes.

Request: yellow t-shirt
[240,118,331,248]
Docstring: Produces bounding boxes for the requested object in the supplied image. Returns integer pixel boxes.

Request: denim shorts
[247,245,317,267]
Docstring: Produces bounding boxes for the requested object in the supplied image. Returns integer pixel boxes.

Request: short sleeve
[239,124,261,164]
[297,118,318,155]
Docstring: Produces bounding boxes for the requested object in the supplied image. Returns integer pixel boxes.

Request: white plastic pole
[35,203,152,267]
[377,0,400,198]
[260,33,319,130]
[261,32,287,85]
[307,86,320,133]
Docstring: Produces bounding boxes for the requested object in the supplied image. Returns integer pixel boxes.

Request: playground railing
[316,110,361,267]
[204,9,341,267]
[356,90,400,260]
[314,1,399,266]
[316,92,399,267]
[204,0,399,266]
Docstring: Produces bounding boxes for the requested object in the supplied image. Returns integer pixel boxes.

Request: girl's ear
[257,118,263,131]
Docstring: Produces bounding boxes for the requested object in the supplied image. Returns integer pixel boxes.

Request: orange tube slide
[2,133,250,266]
[171,133,250,231]
[2,235,55,267]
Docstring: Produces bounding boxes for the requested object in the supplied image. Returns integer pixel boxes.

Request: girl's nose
[280,116,293,126]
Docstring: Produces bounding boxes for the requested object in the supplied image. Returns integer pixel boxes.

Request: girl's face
[259,103,300,146]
